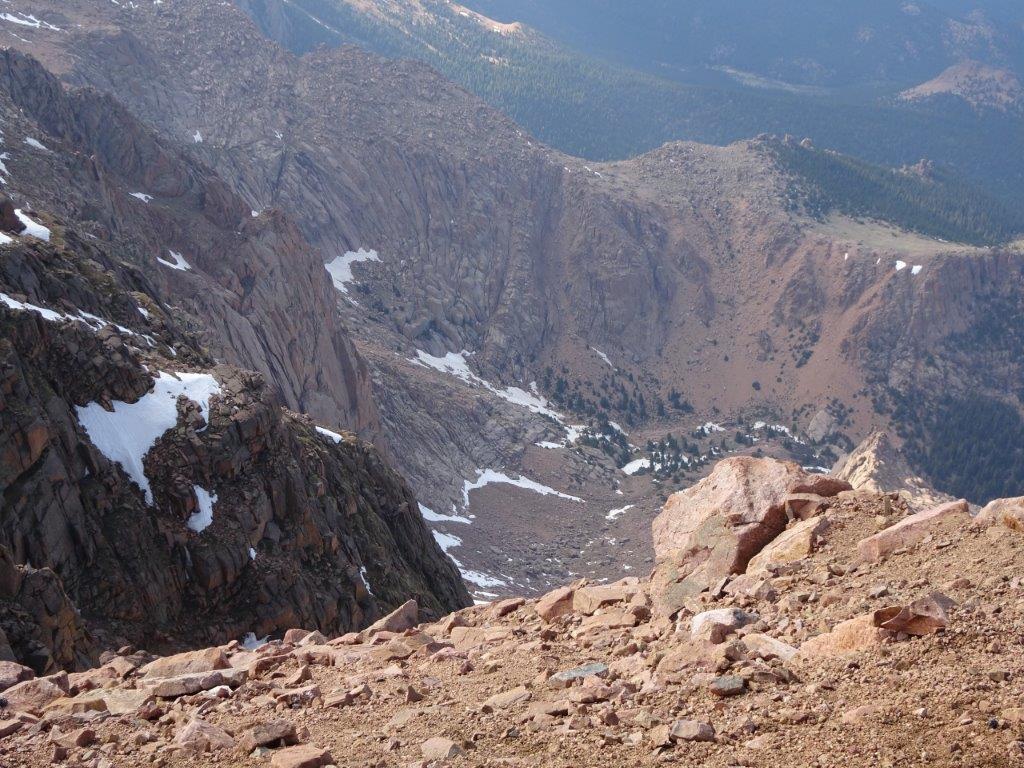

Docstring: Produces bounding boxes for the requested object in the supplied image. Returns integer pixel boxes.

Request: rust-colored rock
[874,592,954,636]
[747,516,829,573]
[270,744,334,768]
[857,501,971,561]
[651,457,809,615]
[974,497,1024,532]
[139,648,229,679]
[535,586,575,623]
[789,476,852,498]
[795,613,893,659]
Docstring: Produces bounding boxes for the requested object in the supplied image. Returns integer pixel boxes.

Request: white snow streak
[461,469,583,508]
[605,504,634,521]
[419,502,471,525]
[15,209,49,241]
[187,486,217,533]
[315,425,343,444]
[157,250,191,271]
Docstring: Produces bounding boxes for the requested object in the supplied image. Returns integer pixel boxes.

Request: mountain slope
[0,50,470,671]
[7,0,1024,594]
[234,0,1024,206]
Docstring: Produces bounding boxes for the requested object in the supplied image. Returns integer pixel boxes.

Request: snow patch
[186,486,217,533]
[431,530,507,589]
[911,265,923,275]
[157,250,191,271]
[419,502,471,525]
[240,632,268,651]
[15,209,49,241]
[75,371,221,504]
[325,248,380,295]
[413,350,575,436]
[606,504,634,521]
[192,131,203,143]
[461,469,583,508]
[129,192,153,203]
[621,458,651,475]
[315,425,343,444]
[895,260,908,271]
[23,137,48,151]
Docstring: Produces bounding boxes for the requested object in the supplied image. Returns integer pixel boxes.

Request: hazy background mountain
[237,0,1024,206]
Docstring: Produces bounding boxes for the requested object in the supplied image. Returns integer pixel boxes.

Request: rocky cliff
[0,46,471,672]
[0,223,469,672]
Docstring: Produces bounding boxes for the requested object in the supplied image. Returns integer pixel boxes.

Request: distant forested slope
[236,0,1024,208]
[769,140,1024,245]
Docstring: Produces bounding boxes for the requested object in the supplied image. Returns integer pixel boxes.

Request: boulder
[857,501,970,561]
[874,593,953,636]
[974,497,1024,532]
[421,737,464,761]
[143,668,246,698]
[740,633,798,662]
[283,629,312,644]
[363,600,418,636]
[651,457,808,615]
[269,744,334,768]
[691,608,757,644]
[789,476,852,497]
[535,586,575,622]
[50,727,96,749]
[3,675,66,713]
[795,613,893,659]
[783,493,830,521]
[237,719,298,753]
[139,647,229,679]
[747,516,829,572]
[482,685,531,711]
[0,661,34,692]
[709,675,746,697]
[550,662,608,685]
[573,580,642,615]
[174,718,235,751]
[669,719,715,742]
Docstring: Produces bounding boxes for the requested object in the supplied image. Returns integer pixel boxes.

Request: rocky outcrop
[650,457,810,615]
[0,48,382,447]
[975,496,1024,531]
[856,500,971,562]
[833,431,954,510]
[0,546,93,673]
